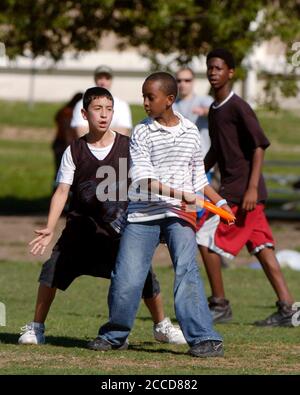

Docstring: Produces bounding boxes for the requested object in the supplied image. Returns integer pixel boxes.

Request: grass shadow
[128,343,187,356]
[0,196,51,215]
[0,332,188,355]
[0,332,87,349]
[0,332,19,344]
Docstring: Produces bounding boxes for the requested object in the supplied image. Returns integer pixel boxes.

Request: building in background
[0,34,299,108]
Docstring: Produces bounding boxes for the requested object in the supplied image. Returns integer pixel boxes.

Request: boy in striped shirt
[88,72,233,357]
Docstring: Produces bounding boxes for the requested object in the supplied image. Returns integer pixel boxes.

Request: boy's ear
[81,108,88,120]
[167,94,176,106]
[228,68,235,80]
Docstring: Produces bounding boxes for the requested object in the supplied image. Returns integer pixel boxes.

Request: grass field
[0,101,300,375]
[0,261,299,375]
[1,102,300,214]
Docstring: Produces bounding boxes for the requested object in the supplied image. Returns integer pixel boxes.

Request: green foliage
[0,0,117,60]
[260,73,299,112]
[1,1,299,102]
[260,1,300,43]
[0,1,298,65]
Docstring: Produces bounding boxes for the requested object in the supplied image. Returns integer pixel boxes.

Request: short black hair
[83,87,114,110]
[206,48,235,69]
[144,72,178,97]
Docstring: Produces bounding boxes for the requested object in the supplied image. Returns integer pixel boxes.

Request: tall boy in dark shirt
[196,48,297,327]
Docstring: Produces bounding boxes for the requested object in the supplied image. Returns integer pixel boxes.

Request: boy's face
[206,57,234,90]
[142,80,174,118]
[81,96,114,133]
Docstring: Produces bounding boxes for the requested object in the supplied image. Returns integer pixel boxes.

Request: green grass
[0,139,54,213]
[131,104,146,125]
[0,103,300,374]
[257,110,300,147]
[0,100,298,143]
[0,261,299,374]
[2,103,299,213]
[0,101,146,129]
[0,101,62,129]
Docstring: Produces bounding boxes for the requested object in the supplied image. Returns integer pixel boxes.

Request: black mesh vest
[67,133,130,238]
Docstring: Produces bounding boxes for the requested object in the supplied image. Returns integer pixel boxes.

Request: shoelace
[163,323,181,336]
[20,324,33,335]
[212,342,223,351]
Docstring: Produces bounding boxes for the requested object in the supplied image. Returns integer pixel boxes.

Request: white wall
[0,70,242,105]
[0,44,298,107]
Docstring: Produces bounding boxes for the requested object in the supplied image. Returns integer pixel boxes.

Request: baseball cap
[94,65,113,78]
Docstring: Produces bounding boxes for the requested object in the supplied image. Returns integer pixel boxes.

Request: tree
[0,0,299,107]
[256,1,300,109]
[0,0,116,60]
[1,0,299,64]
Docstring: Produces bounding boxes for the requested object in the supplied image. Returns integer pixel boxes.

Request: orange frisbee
[203,201,236,223]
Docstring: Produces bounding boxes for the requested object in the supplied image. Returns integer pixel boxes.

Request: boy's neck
[213,85,232,104]
[179,91,194,101]
[86,129,115,147]
[155,111,179,127]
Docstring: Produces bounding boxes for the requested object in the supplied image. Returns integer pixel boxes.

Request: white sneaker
[18,322,45,345]
[153,317,186,345]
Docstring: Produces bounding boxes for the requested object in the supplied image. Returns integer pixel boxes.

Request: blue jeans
[98,218,222,346]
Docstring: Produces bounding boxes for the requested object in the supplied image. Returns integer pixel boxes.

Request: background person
[71,65,132,137]
[174,67,216,223]
[173,66,213,158]
[52,92,83,178]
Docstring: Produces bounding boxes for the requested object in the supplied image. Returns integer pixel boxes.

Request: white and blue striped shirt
[128,111,208,226]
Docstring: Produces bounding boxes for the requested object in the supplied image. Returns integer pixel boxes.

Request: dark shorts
[39,215,160,297]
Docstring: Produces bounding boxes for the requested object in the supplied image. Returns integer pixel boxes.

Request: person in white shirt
[71,65,132,137]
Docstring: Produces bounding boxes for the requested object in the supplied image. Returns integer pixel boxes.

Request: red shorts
[196,204,275,258]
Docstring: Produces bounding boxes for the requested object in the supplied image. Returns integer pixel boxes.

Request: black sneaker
[188,340,224,358]
[208,296,233,323]
[254,301,298,327]
[87,337,129,351]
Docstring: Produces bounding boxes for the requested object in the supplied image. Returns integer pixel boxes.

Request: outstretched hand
[29,228,54,256]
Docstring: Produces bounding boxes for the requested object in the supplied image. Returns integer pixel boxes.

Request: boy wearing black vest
[18,87,186,345]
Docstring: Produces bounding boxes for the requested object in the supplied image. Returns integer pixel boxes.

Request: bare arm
[192,106,210,117]
[242,147,264,211]
[29,183,71,255]
[204,147,217,172]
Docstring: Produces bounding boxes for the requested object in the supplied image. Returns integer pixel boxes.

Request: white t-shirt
[70,96,132,131]
[128,112,208,225]
[56,136,115,185]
